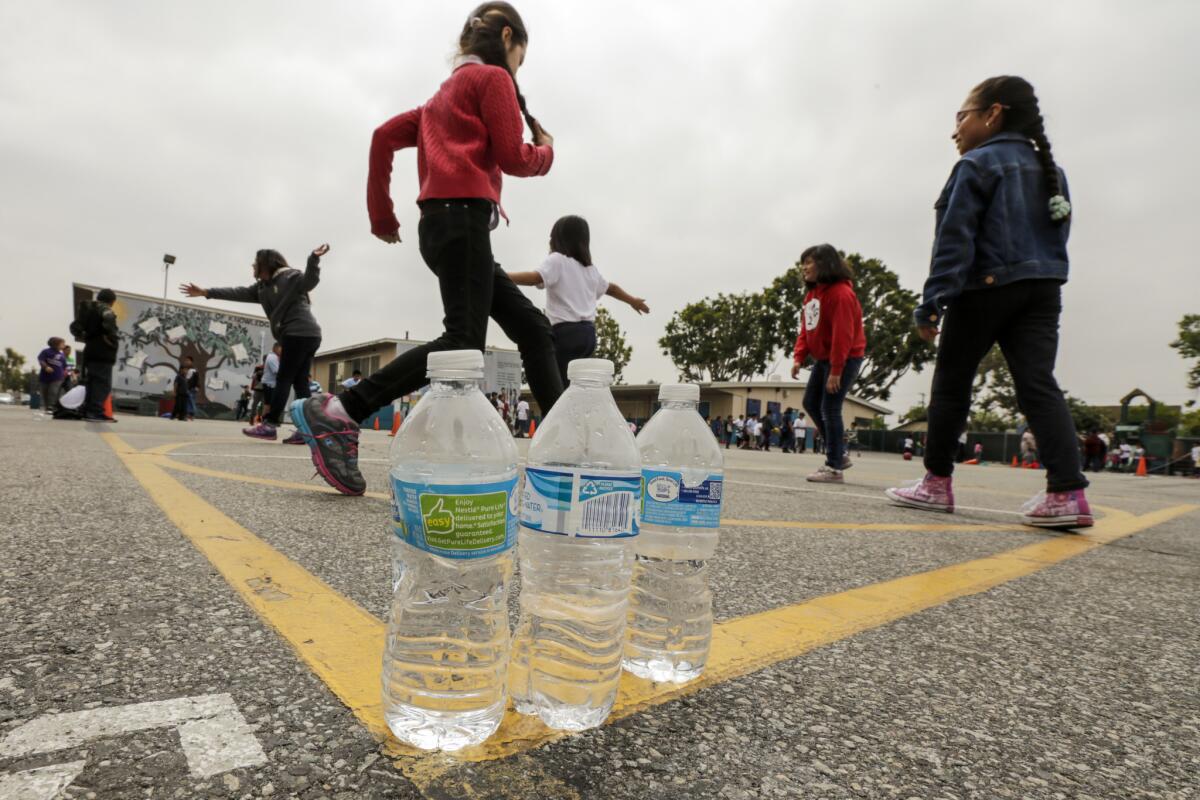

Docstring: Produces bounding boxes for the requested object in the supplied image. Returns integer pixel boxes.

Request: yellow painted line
[153,454,1027,533]
[101,434,1197,781]
[459,502,1197,764]
[100,433,390,740]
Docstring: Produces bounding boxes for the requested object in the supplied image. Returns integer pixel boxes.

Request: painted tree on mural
[119,305,262,403]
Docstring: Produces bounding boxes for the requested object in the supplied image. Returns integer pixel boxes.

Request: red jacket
[367,62,555,237]
[792,280,867,374]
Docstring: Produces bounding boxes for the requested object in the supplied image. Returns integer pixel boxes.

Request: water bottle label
[390,476,519,559]
[520,467,641,538]
[640,470,723,528]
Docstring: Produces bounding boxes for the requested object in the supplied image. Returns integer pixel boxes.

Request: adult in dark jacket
[180,245,326,443]
[74,288,120,422]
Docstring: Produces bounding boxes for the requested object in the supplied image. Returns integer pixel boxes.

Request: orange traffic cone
[1135,456,1148,477]
[389,410,402,436]
[103,393,113,419]
[528,418,537,438]
[1011,456,1019,468]
[373,417,380,431]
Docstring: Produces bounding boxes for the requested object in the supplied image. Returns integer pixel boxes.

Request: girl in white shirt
[506,215,648,384]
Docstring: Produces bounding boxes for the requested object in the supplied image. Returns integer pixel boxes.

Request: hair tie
[1048,194,1071,222]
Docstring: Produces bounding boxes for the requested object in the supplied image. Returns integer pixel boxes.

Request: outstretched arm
[183,283,258,303]
[368,108,423,242]
[506,270,544,287]
[605,282,649,314]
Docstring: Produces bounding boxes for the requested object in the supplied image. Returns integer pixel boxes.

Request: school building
[312,338,525,426]
[522,380,890,428]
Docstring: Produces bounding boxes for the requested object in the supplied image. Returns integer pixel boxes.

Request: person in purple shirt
[37,337,68,412]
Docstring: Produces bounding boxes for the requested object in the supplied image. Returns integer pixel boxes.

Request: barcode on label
[580,492,632,535]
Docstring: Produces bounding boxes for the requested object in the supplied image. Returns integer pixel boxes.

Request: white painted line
[0,761,86,800]
[724,479,1024,517]
[166,452,390,463]
[0,694,266,778]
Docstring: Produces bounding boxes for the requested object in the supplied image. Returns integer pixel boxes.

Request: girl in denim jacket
[887,76,1092,529]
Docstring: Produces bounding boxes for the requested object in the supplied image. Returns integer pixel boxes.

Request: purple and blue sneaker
[290,395,365,496]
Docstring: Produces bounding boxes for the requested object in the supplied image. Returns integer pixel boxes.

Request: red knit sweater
[792,280,867,373]
[367,62,554,236]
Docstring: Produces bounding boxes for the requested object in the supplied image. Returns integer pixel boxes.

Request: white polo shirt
[534,253,609,326]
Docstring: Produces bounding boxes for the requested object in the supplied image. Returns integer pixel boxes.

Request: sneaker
[1021,490,1094,529]
[841,455,853,470]
[885,473,954,513]
[242,422,277,440]
[291,395,365,496]
[280,430,306,445]
[806,465,844,483]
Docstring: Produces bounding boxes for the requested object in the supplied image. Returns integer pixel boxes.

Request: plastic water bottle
[625,383,723,683]
[382,350,520,751]
[511,358,641,730]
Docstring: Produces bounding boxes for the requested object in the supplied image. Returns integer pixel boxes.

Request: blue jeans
[802,358,863,470]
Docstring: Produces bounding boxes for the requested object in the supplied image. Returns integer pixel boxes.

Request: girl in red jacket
[291,2,558,495]
[790,244,867,484]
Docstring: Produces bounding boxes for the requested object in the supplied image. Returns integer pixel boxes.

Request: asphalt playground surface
[1,407,1198,799]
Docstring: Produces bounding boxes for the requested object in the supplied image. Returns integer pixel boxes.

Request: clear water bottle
[511,358,641,731]
[382,350,520,751]
[625,383,723,683]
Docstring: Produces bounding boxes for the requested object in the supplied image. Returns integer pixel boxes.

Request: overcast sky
[3,1,1198,415]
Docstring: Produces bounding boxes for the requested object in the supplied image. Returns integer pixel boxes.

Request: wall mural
[73,284,274,410]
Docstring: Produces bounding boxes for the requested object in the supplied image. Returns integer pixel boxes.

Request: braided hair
[970,76,1070,225]
[459,3,540,136]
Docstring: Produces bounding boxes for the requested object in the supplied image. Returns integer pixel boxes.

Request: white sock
[325,395,353,423]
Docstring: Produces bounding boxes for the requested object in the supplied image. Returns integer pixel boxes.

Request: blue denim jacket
[915,132,1071,326]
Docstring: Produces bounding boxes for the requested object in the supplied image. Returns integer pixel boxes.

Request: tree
[1065,394,1106,433]
[900,402,928,424]
[761,253,935,401]
[593,307,632,384]
[659,292,777,382]
[1170,314,1200,397]
[120,305,263,403]
[0,348,26,393]
[972,345,1020,425]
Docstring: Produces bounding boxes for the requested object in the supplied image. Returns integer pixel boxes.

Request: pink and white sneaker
[885,473,954,513]
[1020,490,1094,529]
[242,422,277,440]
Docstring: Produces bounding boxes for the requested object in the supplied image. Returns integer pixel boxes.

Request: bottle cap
[567,358,614,382]
[658,383,699,403]
[426,349,484,378]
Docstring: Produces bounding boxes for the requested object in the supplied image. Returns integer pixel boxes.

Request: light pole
[162,253,176,302]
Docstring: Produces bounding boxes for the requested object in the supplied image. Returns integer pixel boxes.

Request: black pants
[82,360,113,418]
[925,280,1086,492]
[267,335,321,425]
[341,200,563,422]
[552,320,597,387]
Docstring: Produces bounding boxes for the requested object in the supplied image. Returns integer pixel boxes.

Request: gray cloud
[2,1,1197,413]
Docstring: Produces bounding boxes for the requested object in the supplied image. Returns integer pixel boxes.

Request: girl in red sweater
[790,245,867,484]
[291,2,558,495]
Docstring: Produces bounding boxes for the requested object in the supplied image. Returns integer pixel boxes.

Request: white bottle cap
[658,383,699,403]
[567,358,614,382]
[426,349,485,378]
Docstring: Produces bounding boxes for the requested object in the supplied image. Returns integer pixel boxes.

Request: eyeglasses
[956,104,1010,124]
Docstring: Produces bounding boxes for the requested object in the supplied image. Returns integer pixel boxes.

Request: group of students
[171,2,1092,529]
[708,411,836,456]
